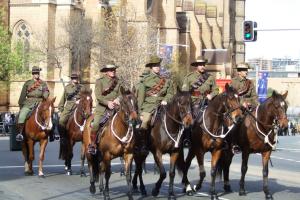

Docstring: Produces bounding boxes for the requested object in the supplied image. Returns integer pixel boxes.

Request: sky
[245,0,300,60]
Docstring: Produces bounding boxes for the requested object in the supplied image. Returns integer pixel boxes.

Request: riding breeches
[59,109,73,127]
[140,112,152,129]
[18,107,32,124]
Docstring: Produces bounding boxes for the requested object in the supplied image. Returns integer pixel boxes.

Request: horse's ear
[51,97,56,103]
[120,86,126,95]
[272,90,277,97]
[225,83,230,92]
[132,86,136,95]
[282,90,288,100]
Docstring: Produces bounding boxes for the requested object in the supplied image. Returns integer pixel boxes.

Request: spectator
[4,112,12,133]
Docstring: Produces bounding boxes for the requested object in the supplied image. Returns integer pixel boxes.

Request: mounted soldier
[230,62,258,153]
[137,55,175,152]
[58,72,85,140]
[181,56,219,147]
[89,64,122,153]
[16,66,50,141]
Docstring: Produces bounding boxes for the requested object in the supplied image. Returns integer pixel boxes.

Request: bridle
[35,102,53,131]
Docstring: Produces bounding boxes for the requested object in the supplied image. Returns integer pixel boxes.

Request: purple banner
[257,72,268,103]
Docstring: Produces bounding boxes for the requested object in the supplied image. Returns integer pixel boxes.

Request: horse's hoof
[266,194,273,200]
[24,171,34,176]
[186,190,194,196]
[80,172,86,177]
[127,192,133,200]
[132,187,139,194]
[89,185,96,194]
[224,185,232,193]
[168,194,176,200]
[66,170,72,176]
[193,184,201,192]
[152,187,160,197]
[239,190,246,196]
[104,194,110,200]
[211,194,219,200]
[140,188,147,197]
[38,174,45,178]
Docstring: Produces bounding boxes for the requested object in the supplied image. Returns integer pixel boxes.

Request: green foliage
[0,16,27,81]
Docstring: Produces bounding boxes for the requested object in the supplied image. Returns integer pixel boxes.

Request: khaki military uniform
[231,76,258,106]
[181,71,219,104]
[58,83,84,127]
[18,79,49,123]
[92,75,122,132]
[137,71,174,129]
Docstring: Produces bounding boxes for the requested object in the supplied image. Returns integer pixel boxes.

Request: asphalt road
[0,136,300,200]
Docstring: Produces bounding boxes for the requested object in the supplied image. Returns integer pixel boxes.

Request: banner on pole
[257,72,268,103]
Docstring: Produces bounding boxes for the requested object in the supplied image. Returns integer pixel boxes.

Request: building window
[13,21,31,71]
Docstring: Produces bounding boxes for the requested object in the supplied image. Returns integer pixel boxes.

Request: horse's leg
[87,156,96,194]
[120,156,125,176]
[27,139,35,175]
[103,159,111,200]
[66,141,74,175]
[210,149,222,200]
[38,138,48,178]
[152,151,166,197]
[193,149,206,194]
[262,151,273,200]
[124,153,134,200]
[239,151,250,196]
[182,148,196,195]
[132,154,147,196]
[80,143,86,177]
[22,141,31,175]
[223,151,234,193]
[168,152,179,200]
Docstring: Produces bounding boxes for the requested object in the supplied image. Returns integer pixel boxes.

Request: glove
[161,100,167,106]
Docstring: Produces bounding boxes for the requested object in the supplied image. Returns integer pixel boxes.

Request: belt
[146,93,159,97]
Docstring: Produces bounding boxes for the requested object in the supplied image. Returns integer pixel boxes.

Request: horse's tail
[175,146,186,177]
[58,126,69,160]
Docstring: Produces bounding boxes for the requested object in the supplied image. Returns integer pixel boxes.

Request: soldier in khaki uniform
[16,66,50,141]
[230,62,258,154]
[181,56,219,147]
[89,64,122,152]
[137,55,174,152]
[58,73,84,138]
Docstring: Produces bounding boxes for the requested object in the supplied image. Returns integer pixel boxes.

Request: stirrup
[183,139,191,148]
[16,134,24,142]
[232,145,241,154]
[54,135,60,141]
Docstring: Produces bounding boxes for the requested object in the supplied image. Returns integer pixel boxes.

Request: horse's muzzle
[183,113,193,128]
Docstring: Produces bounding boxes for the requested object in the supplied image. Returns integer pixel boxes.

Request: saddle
[193,99,208,124]
[150,106,164,127]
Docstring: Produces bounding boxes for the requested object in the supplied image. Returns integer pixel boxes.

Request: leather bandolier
[146,78,166,97]
[67,84,82,101]
[238,79,251,97]
[102,78,118,96]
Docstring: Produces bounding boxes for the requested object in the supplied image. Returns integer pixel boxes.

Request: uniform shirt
[94,75,121,114]
[231,76,258,106]
[18,79,49,108]
[137,72,174,113]
[182,71,219,103]
[58,83,83,112]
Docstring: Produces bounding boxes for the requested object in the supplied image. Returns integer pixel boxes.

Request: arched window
[13,21,31,71]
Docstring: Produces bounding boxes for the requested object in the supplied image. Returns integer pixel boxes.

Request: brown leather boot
[16,123,25,142]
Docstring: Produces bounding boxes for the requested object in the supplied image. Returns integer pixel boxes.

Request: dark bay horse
[59,90,93,176]
[178,84,243,200]
[132,91,193,199]
[219,91,288,200]
[83,86,139,200]
[21,97,56,177]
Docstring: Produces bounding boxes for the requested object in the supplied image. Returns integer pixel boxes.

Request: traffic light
[243,21,257,42]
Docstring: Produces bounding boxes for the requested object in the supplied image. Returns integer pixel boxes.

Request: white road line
[254,153,300,163]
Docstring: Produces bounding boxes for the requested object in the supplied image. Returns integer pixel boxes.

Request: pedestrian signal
[243,21,257,42]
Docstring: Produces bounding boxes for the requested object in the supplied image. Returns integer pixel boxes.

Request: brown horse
[219,91,288,200]
[21,97,56,177]
[132,90,193,199]
[177,84,243,200]
[59,90,93,176]
[83,86,139,199]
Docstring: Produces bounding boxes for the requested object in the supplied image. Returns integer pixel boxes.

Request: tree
[93,5,158,88]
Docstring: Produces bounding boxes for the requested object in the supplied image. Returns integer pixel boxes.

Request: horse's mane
[170,91,191,104]
[209,85,237,108]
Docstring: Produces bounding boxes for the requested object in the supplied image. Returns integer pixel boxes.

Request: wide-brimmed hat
[70,72,80,79]
[191,56,207,66]
[100,64,118,72]
[145,55,162,68]
[31,66,42,73]
[235,63,250,70]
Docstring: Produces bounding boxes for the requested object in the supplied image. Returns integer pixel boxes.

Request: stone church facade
[1,0,246,111]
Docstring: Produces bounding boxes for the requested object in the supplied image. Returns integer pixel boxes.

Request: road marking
[254,153,300,163]
[276,147,300,152]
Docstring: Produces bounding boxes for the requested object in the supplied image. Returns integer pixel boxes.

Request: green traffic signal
[245,33,252,39]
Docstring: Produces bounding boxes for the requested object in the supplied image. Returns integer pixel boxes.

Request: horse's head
[38,97,56,131]
[119,86,139,124]
[220,84,243,125]
[268,90,288,129]
[173,91,193,128]
[76,89,93,119]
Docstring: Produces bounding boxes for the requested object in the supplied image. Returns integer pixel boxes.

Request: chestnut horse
[132,91,193,199]
[83,86,139,200]
[59,90,93,176]
[219,91,288,200]
[177,84,243,200]
[21,97,56,177]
